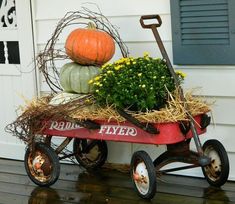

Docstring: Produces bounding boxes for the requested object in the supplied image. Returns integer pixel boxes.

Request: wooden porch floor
[0,159,234,204]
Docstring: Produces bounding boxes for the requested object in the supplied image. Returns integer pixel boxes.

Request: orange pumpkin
[65,23,115,65]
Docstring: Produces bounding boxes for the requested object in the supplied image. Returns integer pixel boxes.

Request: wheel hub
[32,155,44,170]
[133,162,149,194]
[31,152,51,176]
[204,149,222,181]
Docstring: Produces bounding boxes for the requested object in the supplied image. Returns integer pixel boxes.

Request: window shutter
[170,0,235,65]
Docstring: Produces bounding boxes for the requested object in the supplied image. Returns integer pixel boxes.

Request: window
[170,0,235,65]
[0,0,20,65]
[0,41,20,64]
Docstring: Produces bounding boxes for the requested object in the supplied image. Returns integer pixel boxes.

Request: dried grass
[71,90,211,123]
[5,89,212,143]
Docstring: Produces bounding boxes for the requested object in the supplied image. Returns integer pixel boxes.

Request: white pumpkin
[49,92,86,105]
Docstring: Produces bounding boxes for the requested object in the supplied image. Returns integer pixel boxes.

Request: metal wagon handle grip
[140,15,162,29]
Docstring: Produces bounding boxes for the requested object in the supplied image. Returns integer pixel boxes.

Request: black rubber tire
[73,138,108,169]
[24,143,60,187]
[130,151,156,200]
[202,139,230,187]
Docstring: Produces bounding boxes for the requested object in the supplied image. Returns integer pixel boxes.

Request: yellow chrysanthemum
[143,51,149,57]
[114,65,122,71]
[88,79,93,84]
[176,70,187,78]
[94,76,101,81]
[101,63,110,69]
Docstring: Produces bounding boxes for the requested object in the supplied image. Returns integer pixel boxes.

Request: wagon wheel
[73,138,108,169]
[202,139,229,187]
[130,151,156,200]
[24,143,60,186]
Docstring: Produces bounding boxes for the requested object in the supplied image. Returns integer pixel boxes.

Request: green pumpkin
[60,62,100,93]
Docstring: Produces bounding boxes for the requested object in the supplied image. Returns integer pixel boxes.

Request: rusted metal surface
[154,141,201,171]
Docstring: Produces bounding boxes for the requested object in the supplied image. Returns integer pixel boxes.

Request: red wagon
[24,113,229,199]
[23,15,230,200]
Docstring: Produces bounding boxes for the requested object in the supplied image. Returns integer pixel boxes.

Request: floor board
[0,159,234,204]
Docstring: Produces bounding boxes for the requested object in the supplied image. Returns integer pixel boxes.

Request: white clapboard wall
[31,0,235,180]
[0,0,36,159]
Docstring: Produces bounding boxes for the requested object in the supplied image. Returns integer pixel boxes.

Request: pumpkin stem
[87,22,97,29]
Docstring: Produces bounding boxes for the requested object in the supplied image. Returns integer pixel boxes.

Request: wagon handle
[140,14,211,167]
[140,15,162,29]
[140,14,180,88]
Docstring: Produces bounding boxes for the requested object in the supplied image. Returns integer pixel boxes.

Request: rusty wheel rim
[133,160,150,195]
[27,150,53,183]
[204,146,222,181]
[80,143,101,166]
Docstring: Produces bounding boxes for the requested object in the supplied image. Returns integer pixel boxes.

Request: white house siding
[32,0,235,180]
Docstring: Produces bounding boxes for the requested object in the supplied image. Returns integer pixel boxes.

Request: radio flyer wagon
[23,15,230,200]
